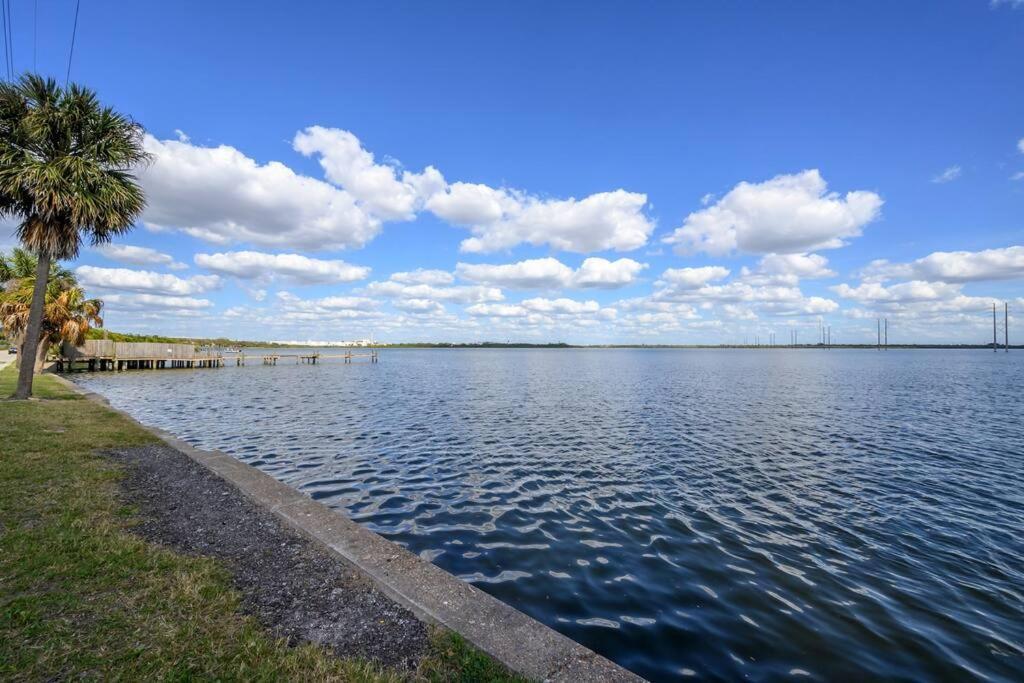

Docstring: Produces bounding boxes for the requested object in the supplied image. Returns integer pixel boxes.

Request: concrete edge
[49,373,644,683]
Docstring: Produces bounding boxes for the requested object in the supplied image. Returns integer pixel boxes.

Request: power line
[1,0,10,80]
[5,0,13,79]
[66,0,80,84]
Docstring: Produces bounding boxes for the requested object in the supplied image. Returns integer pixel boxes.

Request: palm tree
[1,272,103,371]
[0,75,147,398]
[2,247,86,364]
[0,246,40,282]
[1,247,75,288]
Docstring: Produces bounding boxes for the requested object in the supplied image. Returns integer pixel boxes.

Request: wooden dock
[236,351,379,366]
[58,340,379,372]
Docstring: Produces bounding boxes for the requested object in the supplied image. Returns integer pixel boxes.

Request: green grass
[0,366,526,681]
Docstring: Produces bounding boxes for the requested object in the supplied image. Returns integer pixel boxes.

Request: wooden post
[1006,302,1009,352]
[877,318,881,350]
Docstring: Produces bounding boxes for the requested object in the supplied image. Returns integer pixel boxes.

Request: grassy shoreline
[0,366,522,681]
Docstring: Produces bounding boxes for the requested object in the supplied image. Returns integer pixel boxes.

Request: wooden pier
[57,340,224,372]
[237,350,379,366]
[58,341,379,372]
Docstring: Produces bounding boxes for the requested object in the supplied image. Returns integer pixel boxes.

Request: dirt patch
[106,443,429,670]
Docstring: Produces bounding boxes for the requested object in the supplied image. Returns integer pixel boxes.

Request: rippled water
[73,349,1024,681]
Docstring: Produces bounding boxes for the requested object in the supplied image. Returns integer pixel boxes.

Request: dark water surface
[73,349,1024,681]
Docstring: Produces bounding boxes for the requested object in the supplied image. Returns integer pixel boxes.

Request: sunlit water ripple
[73,349,1024,681]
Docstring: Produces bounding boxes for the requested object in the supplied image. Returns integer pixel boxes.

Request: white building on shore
[269,339,377,347]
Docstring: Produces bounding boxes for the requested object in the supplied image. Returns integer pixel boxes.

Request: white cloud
[457,257,572,290]
[649,265,839,318]
[292,126,444,220]
[317,296,377,310]
[860,246,1024,283]
[1019,137,1024,153]
[194,251,370,284]
[390,269,455,286]
[139,134,380,250]
[76,265,221,296]
[268,291,383,322]
[142,128,649,255]
[931,165,962,184]
[757,253,834,279]
[426,183,512,225]
[456,257,646,290]
[660,266,730,289]
[521,297,601,315]
[465,303,529,317]
[363,278,503,305]
[100,293,214,311]
[573,258,647,288]
[94,244,187,270]
[430,185,654,254]
[832,280,963,304]
[393,298,446,314]
[662,170,882,255]
[465,297,609,324]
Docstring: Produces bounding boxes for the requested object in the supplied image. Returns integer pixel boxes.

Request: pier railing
[63,340,220,361]
[59,340,224,371]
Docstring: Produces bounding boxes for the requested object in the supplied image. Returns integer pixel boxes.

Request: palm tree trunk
[12,252,50,399]
[34,334,50,373]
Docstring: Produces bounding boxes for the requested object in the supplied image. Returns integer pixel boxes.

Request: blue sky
[2,0,1023,343]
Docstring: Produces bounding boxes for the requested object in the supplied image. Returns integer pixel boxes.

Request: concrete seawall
[54,374,643,682]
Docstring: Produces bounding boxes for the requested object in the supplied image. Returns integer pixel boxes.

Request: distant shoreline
[81,332,1020,351]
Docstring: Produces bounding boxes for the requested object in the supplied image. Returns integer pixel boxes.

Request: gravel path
[107,443,430,670]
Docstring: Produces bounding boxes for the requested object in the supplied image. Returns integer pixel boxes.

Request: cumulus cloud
[139,135,380,250]
[521,297,601,315]
[363,277,503,305]
[429,185,654,253]
[465,303,530,317]
[573,258,647,288]
[832,280,963,304]
[456,257,646,290]
[465,297,610,323]
[659,266,730,289]
[76,265,221,296]
[860,246,1024,283]
[756,253,834,279]
[931,166,961,184]
[292,126,444,220]
[194,251,370,284]
[650,264,839,318]
[100,293,214,311]
[142,127,650,255]
[389,269,456,286]
[662,170,882,255]
[259,292,385,325]
[94,244,187,270]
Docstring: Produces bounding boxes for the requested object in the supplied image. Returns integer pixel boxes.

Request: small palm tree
[1,247,75,288]
[0,75,147,398]
[0,246,40,282]
[1,274,102,371]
